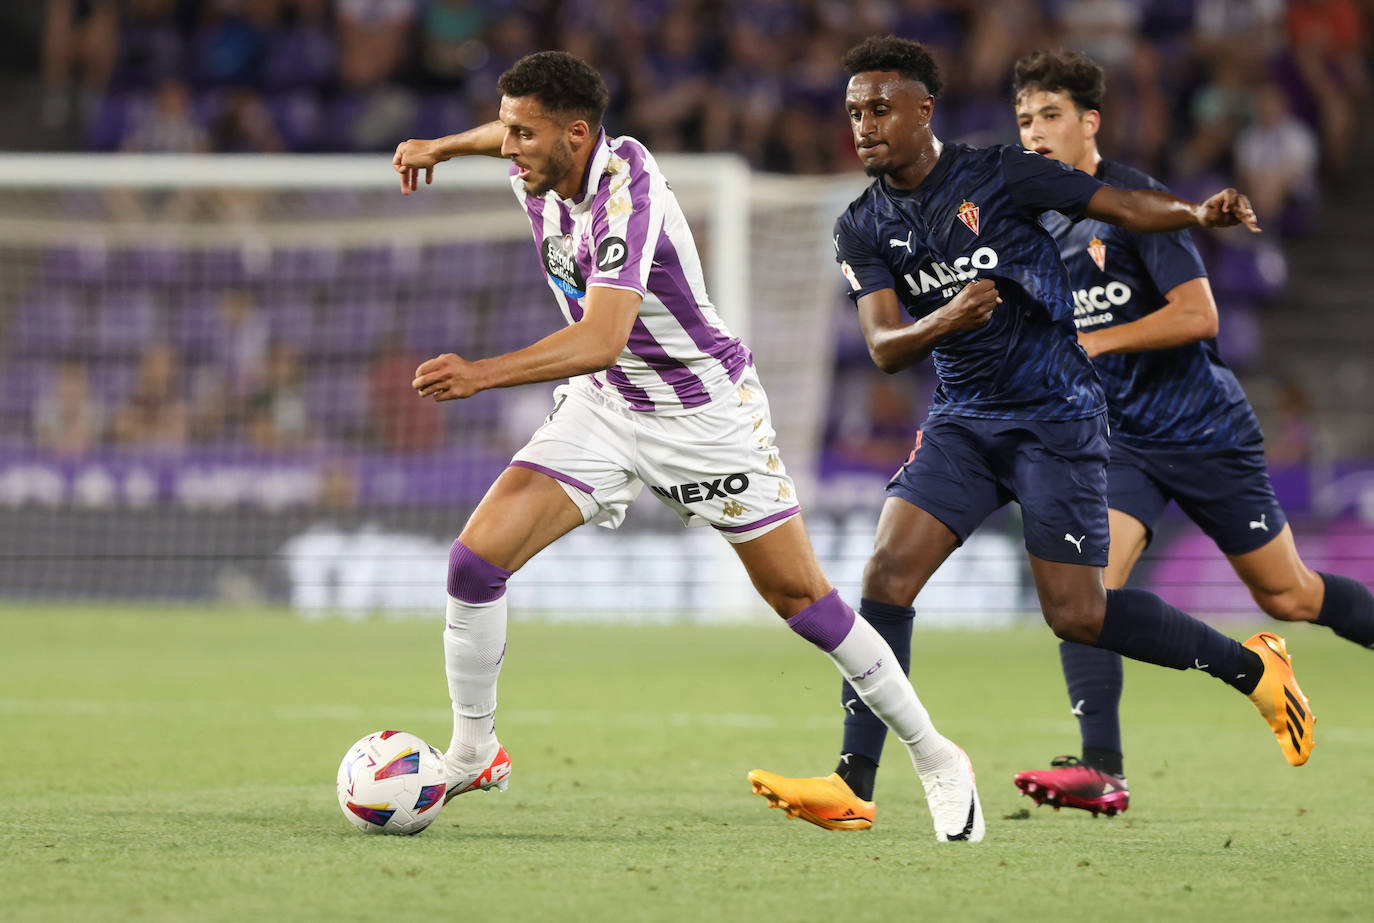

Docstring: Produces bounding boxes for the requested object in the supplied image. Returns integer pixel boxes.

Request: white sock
[443,593,508,767]
[825,617,953,767]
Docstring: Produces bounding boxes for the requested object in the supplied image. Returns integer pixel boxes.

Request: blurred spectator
[246,343,312,451]
[41,0,119,130]
[211,87,286,152]
[367,344,443,451]
[336,0,417,89]
[1234,83,1320,235]
[1267,378,1316,468]
[1284,0,1368,177]
[112,343,189,449]
[416,0,486,87]
[33,359,105,455]
[119,77,209,152]
[187,0,273,89]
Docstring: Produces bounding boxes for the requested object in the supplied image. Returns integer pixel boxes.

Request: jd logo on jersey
[542,233,586,298]
[596,236,629,272]
[651,473,750,504]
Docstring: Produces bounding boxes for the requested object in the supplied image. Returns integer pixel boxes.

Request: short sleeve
[1001,147,1103,220]
[1132,226,1207,295]
[586,153,660,295]
[834,212,894,303]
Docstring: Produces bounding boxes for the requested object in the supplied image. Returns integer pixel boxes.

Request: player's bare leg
[442,466,587,802]
[1027,555,1314,766]
[1229,523,1374,647]
[742,509,982,841]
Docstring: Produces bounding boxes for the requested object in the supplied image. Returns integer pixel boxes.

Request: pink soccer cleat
[1014,755,1129,817]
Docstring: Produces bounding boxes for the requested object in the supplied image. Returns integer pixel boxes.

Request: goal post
[0,152,852,620]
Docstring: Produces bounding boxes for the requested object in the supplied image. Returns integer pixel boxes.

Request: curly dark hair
[841,35,943,96]
[497,51,610,129]
[1012,50,1105,114]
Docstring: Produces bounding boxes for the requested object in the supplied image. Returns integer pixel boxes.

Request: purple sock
[447,540,512,604]
[786,589,855,652]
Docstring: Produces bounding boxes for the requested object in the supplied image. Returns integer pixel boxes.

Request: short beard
[525,139,576,197]
[862,161,891,178]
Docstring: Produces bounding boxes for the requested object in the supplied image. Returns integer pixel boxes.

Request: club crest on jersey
[1088,237,1106,272]
[956,200,980,236]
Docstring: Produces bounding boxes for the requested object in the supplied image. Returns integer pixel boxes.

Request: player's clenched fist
[413,353,481,401]
[1196,188,1261,233]
[393,139,446,195]
[942,278,1001,331]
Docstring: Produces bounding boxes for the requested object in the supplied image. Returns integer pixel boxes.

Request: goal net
[0,152,881,620]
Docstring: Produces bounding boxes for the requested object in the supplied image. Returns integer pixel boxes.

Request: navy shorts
[1107,440,1286,556]
[886,413,1111,566]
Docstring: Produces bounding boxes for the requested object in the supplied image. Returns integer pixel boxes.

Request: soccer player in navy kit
[1008,50,1374,817]
[748,35,1316,833]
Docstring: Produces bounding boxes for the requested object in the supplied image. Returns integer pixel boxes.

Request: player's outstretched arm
[1085,186,1262,235]
[393,121,507,195]
[413,286,642,400]
[1078,277,1219,359]
[858,279,1000,373]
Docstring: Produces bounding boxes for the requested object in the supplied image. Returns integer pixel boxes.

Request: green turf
[2,604,1370,922]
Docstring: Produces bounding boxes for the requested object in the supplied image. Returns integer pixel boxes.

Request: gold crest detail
[721,500,750,519]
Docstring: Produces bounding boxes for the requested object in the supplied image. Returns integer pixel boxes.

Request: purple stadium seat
[314,298,395,358]
[269,246,341,285]
[263,26,336,92]
[112,247,187,289]
[42,245,110,286]
[171,295,225,360]
[264,301,318,351]
[304,367,369,436]
[93,290,163,358]
[9,291,83,357]
[265,92,325,152]
[405,297,477,355]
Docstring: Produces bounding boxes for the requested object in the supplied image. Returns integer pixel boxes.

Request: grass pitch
[2,604,1371,922]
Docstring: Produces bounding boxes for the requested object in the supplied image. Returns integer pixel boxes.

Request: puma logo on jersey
[889,230,913,252]
[1070,699,1085,716]
[1064,533,1085,553]
[1250,514,1269,532]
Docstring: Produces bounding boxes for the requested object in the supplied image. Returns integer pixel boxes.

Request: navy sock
[1098,588,1263,695]
[833,753,879,802]
[1059,641,1124,768]
[836,598,914,794]
[1314,572,1374,647]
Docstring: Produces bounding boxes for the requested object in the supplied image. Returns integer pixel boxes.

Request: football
[336,730,447,835]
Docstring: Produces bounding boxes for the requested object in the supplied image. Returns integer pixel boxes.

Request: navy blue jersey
[1041,159,1261,450]
[835,143,1106,421]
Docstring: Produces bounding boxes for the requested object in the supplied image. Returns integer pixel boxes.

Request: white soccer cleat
[917,745,985,843]
[443,743,512,804]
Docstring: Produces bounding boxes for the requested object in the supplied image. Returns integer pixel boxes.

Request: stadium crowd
[42,0,1363,211]
[23,0,1368,484]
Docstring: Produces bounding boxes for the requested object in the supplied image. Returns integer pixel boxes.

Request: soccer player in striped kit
[392,50,987,842]
[747,35,1318,834]
[1008,49,1374,816]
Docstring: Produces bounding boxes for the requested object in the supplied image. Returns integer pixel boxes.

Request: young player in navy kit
[748,35,1318,833]
[1008,49,1374,817]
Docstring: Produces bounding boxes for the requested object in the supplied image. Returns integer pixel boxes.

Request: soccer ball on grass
[336,730,447,835]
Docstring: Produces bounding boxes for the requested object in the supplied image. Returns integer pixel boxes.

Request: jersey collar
[560,128,610,212]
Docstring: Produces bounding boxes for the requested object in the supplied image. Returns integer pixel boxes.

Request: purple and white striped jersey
[510,131,752,414]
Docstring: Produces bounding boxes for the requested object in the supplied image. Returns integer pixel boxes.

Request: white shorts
[510,367,801,544]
